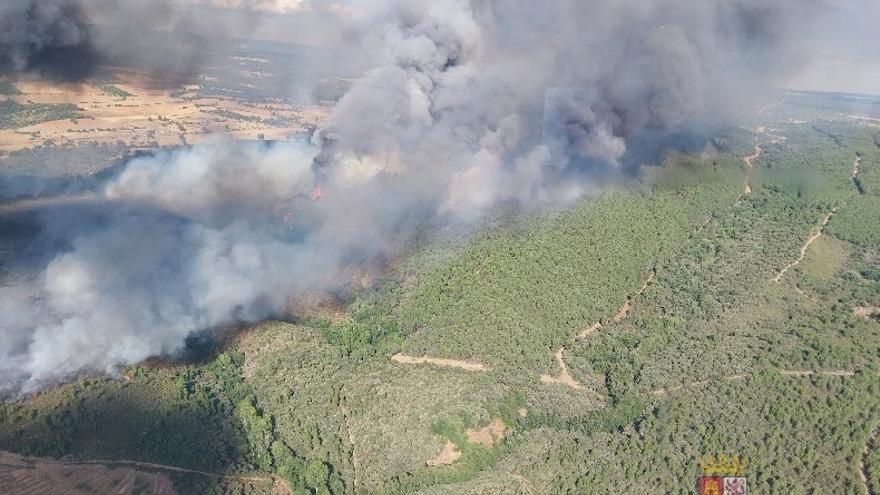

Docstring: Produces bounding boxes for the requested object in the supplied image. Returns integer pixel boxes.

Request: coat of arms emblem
[698,455,747,494]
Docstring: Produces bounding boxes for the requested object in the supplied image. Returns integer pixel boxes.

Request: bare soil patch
[854,307,879,319]
[426,441,461,466]
[465,418,507,448]
[391,353,490,371]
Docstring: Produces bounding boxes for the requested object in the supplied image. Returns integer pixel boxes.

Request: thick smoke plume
[0,0,858,395]
[0,0,266,81]
[0,0,100,80]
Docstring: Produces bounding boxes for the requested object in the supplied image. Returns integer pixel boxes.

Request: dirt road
[772,209,837,283]
[540,347,583,390]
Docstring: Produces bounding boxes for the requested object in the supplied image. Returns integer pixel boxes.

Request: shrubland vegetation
[2,99,880,494]
[395,154,747,374]
[0,81,23,95]
[0,99,84,129]
[97,84,134,98]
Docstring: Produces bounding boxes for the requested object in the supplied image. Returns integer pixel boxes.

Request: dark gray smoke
[0,0,100,80]
[0,0,264,82]
[0,0,869,395]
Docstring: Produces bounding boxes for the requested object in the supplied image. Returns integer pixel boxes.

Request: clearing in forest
[854,307,879,319]
[465,418,507,448]
[390,353,490,371]
[426,441,461,466]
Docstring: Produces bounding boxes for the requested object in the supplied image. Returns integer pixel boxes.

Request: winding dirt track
[744,143,762,168]
[539,347,584,390]
[861,424,879,495]
[772,209,837,283]
[0,194,109,215]
[740,142,763,196]
[46,458,274,484]
[773,153,864,284]
[577,269,656,338]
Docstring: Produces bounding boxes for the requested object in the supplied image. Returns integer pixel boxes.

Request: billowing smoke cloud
[0,0,100,80]
[0,0,861,395]
[0,0,267,82]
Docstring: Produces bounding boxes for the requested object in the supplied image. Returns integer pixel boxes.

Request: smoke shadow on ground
[0,147,179,202]
[619,128,719,172]
[0,369,253,493]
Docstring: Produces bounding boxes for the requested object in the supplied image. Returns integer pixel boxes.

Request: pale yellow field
[0,71,329,154]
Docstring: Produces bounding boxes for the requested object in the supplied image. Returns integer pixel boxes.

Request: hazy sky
[194,0,880,95]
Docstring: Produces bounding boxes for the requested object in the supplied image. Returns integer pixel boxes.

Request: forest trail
[772,209,837,283]
[540,347,583,390]
[742,142,761,195]
[577,268,656,338]
[744,143,762,168]
[339,401,361,491]
[577,136,766,341]
[861,423,879,495]
[391,353,490,371]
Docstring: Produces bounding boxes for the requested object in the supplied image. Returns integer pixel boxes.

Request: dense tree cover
[455,374,880,495]
[395,155,747,373]
[828,195,880,247]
